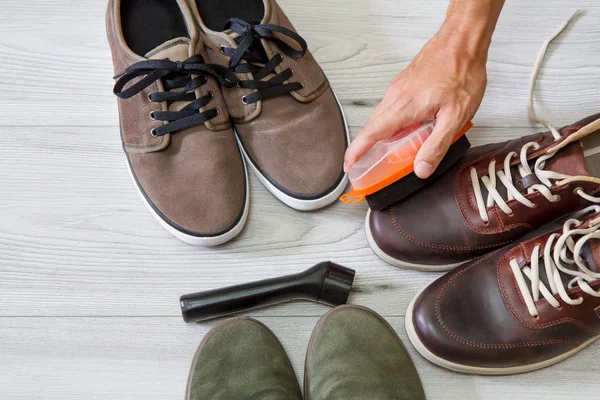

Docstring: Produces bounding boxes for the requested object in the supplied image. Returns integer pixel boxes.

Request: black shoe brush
[180,261,355,323]
[340,121,472,211]
[365,135,471,210]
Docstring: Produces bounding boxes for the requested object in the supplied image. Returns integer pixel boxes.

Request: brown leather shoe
[367,113,600,271]
[406,206,600,375]
[187,0,349,210]
[106,0,248,246]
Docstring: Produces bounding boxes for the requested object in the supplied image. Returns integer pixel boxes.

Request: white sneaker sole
[365,209,467,272]
[125,155,249,247]
[235,91,350,212]
[405,287,600,375]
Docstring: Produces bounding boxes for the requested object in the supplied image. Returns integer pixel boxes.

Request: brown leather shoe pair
[106,0,348,245]
[369,113,600,374]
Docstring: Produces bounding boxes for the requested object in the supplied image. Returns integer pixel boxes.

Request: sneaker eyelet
[220,45,226,55]
[574,187,584,194]
[241,96,249,105]
[553,195,561,202]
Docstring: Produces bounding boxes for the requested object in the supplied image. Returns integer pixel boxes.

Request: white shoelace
[511,206,600,317]
[470,10,600,223]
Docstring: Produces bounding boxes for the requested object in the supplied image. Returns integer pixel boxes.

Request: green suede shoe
[185,317,302,400]
[305,305,426,400]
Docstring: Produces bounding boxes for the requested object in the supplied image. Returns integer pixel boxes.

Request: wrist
[437,0,504,61]
[436,19,491,62]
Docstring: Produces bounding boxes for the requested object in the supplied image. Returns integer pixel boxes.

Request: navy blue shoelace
[113,55,236,137]
[221,18,308,105]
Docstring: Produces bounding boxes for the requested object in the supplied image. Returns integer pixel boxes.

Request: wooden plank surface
[2,317,600,400]
[1,0,599,398]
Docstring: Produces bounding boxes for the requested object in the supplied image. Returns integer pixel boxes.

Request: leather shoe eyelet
[241,96,249,105]
[150,129,158,137]
[207,91,214,100]
[299,83,305,89]
[149,111,155,120]
[147,93,153,101]
[236,81,243,88]
[220,45,226,55]
[214,108,221,116]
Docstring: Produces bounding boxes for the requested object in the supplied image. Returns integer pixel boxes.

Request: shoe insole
[195,0,265,31]
[121,0,189,56]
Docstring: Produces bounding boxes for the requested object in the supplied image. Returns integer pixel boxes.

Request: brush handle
[180,261,354,322]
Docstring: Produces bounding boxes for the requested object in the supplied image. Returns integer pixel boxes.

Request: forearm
[439,0,505,61]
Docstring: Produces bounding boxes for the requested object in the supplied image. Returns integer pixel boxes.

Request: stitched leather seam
[434,253,572,348]
[390,208,512,251]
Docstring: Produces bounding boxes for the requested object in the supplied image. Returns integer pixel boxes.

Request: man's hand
[344,0,504,179]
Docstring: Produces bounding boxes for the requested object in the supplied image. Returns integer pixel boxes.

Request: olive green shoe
[305,305,426,400]
[185,317,302,400]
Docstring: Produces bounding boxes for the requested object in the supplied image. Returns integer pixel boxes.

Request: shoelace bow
[221,18,308,105]
[511,206,600,317]
[113,55,237,136]
[471,11,600,223]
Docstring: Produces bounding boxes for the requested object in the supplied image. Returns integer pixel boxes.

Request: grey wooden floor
[1,0,600,399]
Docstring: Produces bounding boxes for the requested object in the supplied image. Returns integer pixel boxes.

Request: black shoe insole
[195,0,265,31]
[121,0,189,56]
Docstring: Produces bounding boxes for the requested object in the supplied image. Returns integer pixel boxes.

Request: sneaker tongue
[144,38,191,61]
[544,141,589,177]
[144,38,193,113]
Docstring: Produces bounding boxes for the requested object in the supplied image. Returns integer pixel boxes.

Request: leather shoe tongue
[144,38,191,61]
[580,239,600,274]
[543,142,589,177]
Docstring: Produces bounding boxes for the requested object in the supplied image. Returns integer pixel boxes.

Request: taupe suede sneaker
[106,0,248,246]
[305,305,426,400]
[186,317,303,400]
[187,0,349,211]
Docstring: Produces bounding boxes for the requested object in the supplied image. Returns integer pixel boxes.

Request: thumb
[414,109,464,179]
[344,100,419,173]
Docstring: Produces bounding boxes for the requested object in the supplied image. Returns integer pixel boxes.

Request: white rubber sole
[235,91,350,212]
[126,157,250,247]
[364,209,467,272]
[405,288,600,375]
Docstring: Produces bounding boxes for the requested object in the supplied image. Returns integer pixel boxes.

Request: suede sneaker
[185,317,303,400]
[367,113,600,271]
[406,206,600,375]
[305,305,426,400]
[187,0,349,211]
[107,0,248,246]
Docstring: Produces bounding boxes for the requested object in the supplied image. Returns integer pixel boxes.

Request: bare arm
[344,0,505,178]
